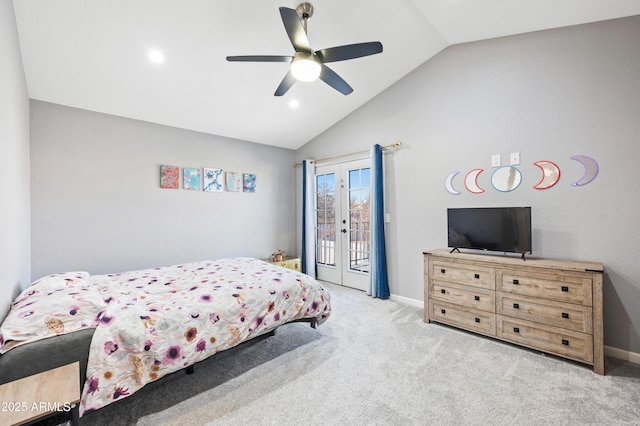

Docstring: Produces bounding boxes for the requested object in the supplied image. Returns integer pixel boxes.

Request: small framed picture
[160,165,180,189]
[226,172,242,192]
[243,173,256,193]
[203,168,224,192]
[183,167,202,190]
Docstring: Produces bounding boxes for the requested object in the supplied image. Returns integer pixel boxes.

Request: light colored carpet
[81,282,640,425]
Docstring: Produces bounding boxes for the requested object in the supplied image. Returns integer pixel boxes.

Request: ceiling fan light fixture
[290,56,321,82]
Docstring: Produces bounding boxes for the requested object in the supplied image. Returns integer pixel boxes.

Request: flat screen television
[447,207,532,255]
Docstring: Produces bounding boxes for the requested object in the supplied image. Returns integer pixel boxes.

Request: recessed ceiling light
[288,99,299,109]
[148,50,164,63]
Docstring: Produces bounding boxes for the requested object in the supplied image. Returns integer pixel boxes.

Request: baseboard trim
[605,345,640,364]
[390,293,423,309]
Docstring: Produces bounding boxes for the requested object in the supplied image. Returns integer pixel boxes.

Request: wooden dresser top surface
[424,249,603,273]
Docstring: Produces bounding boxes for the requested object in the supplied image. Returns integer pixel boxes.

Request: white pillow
[0,272,105,353]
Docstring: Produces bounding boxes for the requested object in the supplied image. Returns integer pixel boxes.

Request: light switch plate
[491,154,501,168]
[384,213,391,223]
[510,152,520,165]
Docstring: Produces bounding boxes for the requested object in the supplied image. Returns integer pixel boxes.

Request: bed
[0,257,331,416]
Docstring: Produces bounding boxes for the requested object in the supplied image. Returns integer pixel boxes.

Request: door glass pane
[349,170,360,188]
[315,173,336,266]
[348,168,371,272]
[361,168,370,188]
[327,210,335,224]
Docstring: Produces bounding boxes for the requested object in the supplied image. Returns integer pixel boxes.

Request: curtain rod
[292,141,402,167]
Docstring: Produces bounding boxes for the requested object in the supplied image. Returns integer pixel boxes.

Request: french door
[315,159,371,291]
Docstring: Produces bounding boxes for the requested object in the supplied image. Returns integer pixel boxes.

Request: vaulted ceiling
[13,0,640,149]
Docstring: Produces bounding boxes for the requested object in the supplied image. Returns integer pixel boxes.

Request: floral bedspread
[0,258,331,415]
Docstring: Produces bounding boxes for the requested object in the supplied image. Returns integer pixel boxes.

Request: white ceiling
[13,0,640,149]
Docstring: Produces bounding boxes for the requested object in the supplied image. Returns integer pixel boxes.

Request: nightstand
[0,362,80,425]
[266,256,301,272]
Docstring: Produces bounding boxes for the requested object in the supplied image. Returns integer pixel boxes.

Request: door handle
[341,229,347,234]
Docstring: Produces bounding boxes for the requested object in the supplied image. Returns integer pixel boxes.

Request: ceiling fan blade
[316,42,383,63]
[319,64,353,95]
[279,7,312,53]
[274,71,297,96]
[226,55,292,62]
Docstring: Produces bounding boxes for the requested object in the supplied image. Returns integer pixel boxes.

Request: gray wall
[296,16,640,353]
[30,101,297,278]
[0,0,31,320]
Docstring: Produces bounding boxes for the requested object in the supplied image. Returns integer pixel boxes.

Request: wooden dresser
[424,249,604,374]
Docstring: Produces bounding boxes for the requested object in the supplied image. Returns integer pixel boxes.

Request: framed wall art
[183,167,202,190]
[243,173,256,193]
[160,165,180,189]
[203,168,224,192]
[225,172,242,192]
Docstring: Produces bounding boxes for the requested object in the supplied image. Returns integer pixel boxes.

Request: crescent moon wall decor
[571,155,599,186]
[491,166,522,192]
[464,168,485,194]
[445,171,461,195]
[533,160,561,190]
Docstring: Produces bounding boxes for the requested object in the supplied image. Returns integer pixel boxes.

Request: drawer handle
[474,295,480,301]
[513,279,519,285]
[474,318,480,323]
[562,339,569,346]
[513,303,520,309]
[561,286,569,292]
[562,312,569,319]
[441,309,446,314]
[513,327,520,333]
[441,269,446,274]
[441,289,446,294]
[474,274,480,279]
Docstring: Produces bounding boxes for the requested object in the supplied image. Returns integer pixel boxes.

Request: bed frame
[0,258,330,416]
[0,318,319,388]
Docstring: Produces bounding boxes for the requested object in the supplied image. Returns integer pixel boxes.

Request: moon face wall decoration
[464,168,485,194]
[570,155,599,186]
[491,166,522,192]
[445,171,461,195]
[444,154,598,195]
[533,160,561,190]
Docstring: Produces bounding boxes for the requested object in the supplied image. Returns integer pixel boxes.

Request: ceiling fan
[226,2,383,96]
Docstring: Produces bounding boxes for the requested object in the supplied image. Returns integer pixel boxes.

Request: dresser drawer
[431,281,494,312]
[429,300,496,336]
[497,269,592,306]
[431,260,495,290]
[496,293,592,333]
[497,315,593,363]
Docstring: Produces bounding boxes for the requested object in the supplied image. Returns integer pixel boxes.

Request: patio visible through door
[314,158,370,291]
